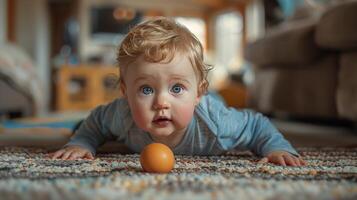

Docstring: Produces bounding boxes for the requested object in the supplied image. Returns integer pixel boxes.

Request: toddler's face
[121,53,202,139]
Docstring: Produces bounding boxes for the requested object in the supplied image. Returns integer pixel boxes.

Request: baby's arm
[237,111,306,166]
[215,110,305,165]
[51,145,94,160]
[197,94,305,166]
[236,111,306,166]
[50,100,124,159]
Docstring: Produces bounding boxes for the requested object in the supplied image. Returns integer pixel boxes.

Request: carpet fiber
[0,147,356,200]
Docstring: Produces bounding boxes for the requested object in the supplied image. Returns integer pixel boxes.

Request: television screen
[90,6,143,44]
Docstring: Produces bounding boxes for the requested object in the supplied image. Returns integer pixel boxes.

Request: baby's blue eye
[141,86,154,95]
[171,84,183,94]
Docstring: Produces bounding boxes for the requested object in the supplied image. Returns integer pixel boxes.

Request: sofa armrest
[315,1,357,50]
[244,19,322,67]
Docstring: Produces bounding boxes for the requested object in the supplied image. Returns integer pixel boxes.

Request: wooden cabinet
[56,65,121,111]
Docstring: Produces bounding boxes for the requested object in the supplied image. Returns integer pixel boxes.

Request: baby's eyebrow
[170,75,191,85]
[133,75,155,84]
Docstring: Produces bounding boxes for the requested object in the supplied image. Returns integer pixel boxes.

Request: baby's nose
[153,94,170,110]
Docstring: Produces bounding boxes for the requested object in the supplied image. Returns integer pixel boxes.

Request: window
[175,17,206,49]
[215,11,243,72]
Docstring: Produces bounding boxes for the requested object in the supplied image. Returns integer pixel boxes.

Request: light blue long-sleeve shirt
[67,94,298,157]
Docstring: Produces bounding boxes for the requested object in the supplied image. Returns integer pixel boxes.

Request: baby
[52,17,305,166]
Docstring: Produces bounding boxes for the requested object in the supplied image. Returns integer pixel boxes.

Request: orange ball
[140,143,175,173]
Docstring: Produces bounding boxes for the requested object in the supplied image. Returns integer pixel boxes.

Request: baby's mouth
[153,116,172,127]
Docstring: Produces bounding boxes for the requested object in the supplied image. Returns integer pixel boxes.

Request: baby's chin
[147,129,176,137]
[147,126,187,137]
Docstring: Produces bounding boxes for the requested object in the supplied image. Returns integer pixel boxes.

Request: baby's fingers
[258,157,268,164]
[270,156,286,166]
[51,149,66,159]
[299,157,307,166]
[259,156,286,166]
[68,151,83,160]
[294,156,307,166]
[84,152,94,160]
[293,156,302,166]
[68,151,93,160]
[290,156,307,166]
[62,150,75,160]
[283,155,297,166]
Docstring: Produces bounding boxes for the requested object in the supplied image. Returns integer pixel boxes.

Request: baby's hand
[258,151,306,166]
[50,145,94,160]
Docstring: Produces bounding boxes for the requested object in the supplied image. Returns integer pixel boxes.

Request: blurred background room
[1,0,357,148]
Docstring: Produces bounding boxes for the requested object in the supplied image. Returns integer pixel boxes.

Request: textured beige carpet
[0,147,356,200]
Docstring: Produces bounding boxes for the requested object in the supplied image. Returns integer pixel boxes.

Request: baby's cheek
[175,104,195,126]
[131,104,150,130]
[133,110,145,124]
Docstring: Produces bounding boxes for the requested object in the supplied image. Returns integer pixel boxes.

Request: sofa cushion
[0,79,33,116]
[248,55,338,118]
[0,42,44,116]
[315,1,357,50]
[337,52,357,120]
[244,19,322,67]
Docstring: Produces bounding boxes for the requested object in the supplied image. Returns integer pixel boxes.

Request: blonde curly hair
[117,17,211,95]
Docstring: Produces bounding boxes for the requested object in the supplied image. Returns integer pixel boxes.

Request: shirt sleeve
[196,95,299,157]
[65,99,128,155]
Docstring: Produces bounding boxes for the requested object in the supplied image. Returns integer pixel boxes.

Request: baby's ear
[195,82,206,105]
[119,79,127,98]
[195,94,202,106]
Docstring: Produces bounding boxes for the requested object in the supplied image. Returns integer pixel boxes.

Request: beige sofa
[244,1,357,122]
[0,42,44,118]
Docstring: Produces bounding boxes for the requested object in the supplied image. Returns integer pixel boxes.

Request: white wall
[16,0,50,115]
[0,0,6,43]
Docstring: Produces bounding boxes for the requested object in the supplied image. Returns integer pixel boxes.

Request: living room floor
[272,119,357,148]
